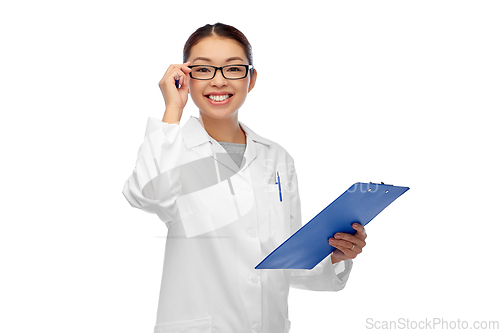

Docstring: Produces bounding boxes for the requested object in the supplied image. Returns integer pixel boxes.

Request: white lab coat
[122,115,353,333]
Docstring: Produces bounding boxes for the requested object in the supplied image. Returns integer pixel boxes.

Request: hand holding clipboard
[328,222,367,264]
[255,182,410,270]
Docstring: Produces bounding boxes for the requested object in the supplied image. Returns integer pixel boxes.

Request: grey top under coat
[218,141,246,168]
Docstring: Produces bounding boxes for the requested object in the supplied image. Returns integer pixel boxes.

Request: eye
[195,66,211,73]
[226,66,243,72]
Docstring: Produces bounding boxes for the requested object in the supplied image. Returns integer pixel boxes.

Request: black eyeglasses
[187,64,254,80]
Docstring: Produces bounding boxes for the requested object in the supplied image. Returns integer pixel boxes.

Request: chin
[199,109,239,120]
[196,99,244,119]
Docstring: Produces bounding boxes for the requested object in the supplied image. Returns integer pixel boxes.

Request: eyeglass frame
[187,64,254,80]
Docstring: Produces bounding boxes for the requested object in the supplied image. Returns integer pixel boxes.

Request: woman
[122,22,367,333]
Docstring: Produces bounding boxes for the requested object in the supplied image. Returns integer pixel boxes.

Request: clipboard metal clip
[370,182,393,186]
[368,182,393,193]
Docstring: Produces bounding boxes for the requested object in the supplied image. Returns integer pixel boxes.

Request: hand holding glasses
[187,64,254,80]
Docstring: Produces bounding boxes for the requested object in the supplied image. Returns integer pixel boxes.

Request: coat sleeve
[287,154,353,291]
[122,117,184,225]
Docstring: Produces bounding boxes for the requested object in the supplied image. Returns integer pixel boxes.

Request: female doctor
[122,23,367,333]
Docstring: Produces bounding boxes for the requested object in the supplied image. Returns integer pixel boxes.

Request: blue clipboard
[255,182,409,270]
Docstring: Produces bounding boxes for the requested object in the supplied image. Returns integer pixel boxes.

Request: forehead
[189,36,247,63]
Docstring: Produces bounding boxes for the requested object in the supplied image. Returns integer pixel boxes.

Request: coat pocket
[266,184,289,245]
[153,315,212,333]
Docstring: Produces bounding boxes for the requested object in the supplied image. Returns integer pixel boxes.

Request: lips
[204,92,234,104]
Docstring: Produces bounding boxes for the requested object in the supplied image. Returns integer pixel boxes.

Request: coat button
[249,275,259,284]
[247,229,256,238]
[252,322,261,332]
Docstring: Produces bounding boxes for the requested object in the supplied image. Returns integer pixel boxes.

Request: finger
[162,64,182,81]
[333,232,365,246]
[180,62,192,88]
[160,64,184,89]
[332,246,346,257]
[175,68,189,89]
[176,70,184,88]
[329,238,363,254]
[180,70,190,89]
[352,222,367,240]
[332,242,359,258]
[333,232,366,248]
[334,236,363,256]
[181,61,192,73]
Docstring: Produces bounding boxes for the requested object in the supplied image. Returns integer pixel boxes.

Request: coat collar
[181,115,271,173]
[181,115,271,148]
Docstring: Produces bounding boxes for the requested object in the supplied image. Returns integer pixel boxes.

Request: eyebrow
[192,56,245,64]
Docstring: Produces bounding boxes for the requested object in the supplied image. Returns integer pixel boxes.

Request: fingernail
[353,224,358,229]
[335,233,341,238]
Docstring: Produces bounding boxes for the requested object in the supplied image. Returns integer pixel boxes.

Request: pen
[276,171,282,202]
[175,74,180,88]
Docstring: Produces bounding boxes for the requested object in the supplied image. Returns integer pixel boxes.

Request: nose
[210,68,227,87]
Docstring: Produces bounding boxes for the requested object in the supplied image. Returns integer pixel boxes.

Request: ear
[248,68,257,93]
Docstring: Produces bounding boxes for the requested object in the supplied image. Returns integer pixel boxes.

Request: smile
[206,94,232,101]
[204,93,233,105]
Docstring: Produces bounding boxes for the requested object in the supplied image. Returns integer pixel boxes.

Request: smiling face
[187,36,257,120]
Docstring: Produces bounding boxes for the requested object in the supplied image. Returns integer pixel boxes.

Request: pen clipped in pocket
[266,183,288,245]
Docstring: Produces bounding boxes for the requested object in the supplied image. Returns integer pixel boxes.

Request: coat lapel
[181,116,271,174]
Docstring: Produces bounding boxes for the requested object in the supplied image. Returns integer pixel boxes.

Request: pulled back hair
[183,23,254,74]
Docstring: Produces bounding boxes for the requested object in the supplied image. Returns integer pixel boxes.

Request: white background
[1,0,499,332]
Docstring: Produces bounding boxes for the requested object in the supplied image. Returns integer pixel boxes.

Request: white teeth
[208,94,230,101]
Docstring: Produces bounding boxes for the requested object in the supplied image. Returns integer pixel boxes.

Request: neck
[198,112,247,144]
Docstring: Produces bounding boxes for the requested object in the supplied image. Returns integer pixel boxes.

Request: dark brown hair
[183,23,254,74]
